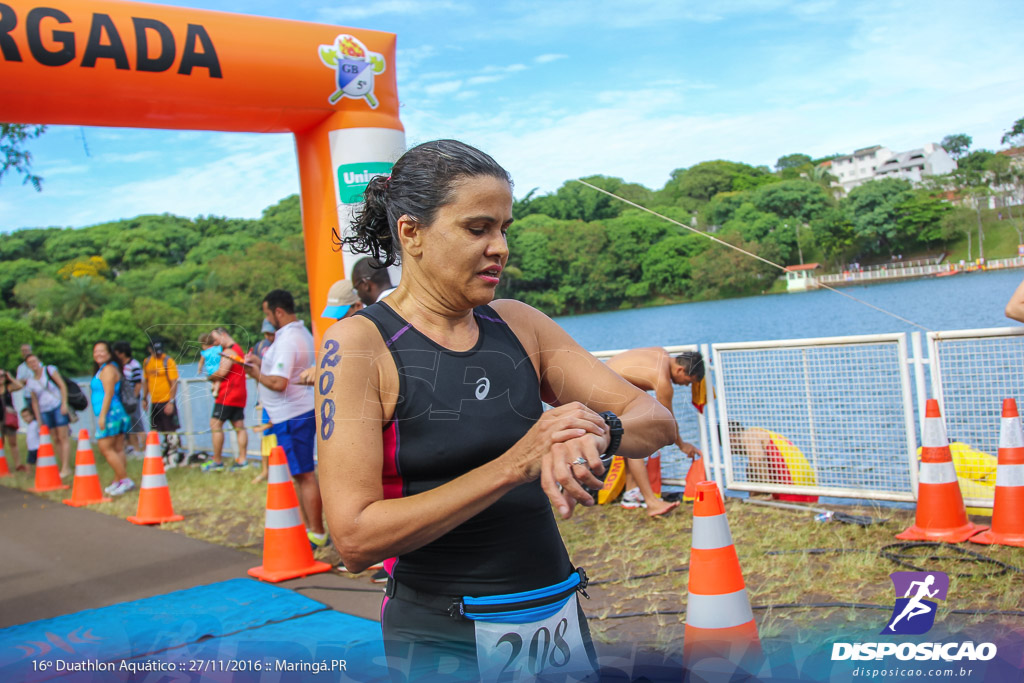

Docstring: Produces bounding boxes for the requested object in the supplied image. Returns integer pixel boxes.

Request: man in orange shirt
[142,340,181,463]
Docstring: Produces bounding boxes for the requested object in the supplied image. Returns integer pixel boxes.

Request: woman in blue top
[92,341,134,496]
[317,140,675,681]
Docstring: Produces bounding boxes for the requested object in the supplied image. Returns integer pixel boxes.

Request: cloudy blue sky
[4,0,1024,232]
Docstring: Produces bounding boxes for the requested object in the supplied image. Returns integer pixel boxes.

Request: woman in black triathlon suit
[316,140,675,681]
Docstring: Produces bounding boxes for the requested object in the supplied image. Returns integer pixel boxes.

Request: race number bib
[473,594,592,681]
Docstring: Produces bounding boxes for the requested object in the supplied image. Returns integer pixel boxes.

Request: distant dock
[810,256,1024,288]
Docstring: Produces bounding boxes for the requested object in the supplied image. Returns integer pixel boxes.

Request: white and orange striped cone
[127,432,183,525]
[897,400,987,542]
[29,424,68,492]
[0,436,11,477]
[684,480,760,667]
[248,446,331,583]
[63,429,111,507]
[971,399,1024,548]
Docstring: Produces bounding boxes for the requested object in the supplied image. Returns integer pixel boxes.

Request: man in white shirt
[244,289,327,549]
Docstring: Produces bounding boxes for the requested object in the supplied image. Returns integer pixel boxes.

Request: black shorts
[211,403,245,424]
[150,402,180,432]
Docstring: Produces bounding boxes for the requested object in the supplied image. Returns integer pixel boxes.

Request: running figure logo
[318,35,386,108]
[883,571,949,635]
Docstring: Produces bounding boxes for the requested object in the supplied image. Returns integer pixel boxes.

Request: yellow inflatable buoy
[597,456,627,505]
[916,442,997,516]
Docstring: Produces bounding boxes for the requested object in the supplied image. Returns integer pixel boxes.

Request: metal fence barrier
[711,334,918,502]
[9,328,1024,509]
[926,327,1024,508]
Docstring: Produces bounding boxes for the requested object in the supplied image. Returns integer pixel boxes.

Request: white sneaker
[621,487,647,509]
[110,479,136,496]
[104,480,119,495]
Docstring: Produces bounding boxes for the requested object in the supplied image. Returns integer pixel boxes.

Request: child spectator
[197,333,223,396]
[21,408,39,466]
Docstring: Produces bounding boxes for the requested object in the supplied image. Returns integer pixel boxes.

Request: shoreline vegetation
[3,150,1022,375]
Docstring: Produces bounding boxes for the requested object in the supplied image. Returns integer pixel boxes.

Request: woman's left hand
[98,415,106,432]
[543,429,612,520]
[60,403,68,416]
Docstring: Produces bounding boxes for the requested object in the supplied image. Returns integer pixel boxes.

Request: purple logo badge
[882,571,949,635]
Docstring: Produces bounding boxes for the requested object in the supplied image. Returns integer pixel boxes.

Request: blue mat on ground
[0,578,387,682]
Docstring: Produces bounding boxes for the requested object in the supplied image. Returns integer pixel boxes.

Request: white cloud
[466,75,504,86]
[423,79,464,96]
[534,53,567,64]
[97,151,159,164]
[35,163,90,177]
[55,137,300,227]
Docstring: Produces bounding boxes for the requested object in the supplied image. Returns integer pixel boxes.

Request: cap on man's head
[152,340,165,354]
[322,278,359,319]
[261,319,276,335]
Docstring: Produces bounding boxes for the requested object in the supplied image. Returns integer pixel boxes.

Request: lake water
[554,269,1023,352]
[61,270,1023,498]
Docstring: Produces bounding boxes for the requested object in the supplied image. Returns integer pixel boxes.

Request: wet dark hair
[344,139,513,267]
[263,289,295,314]
[674,351,705,381]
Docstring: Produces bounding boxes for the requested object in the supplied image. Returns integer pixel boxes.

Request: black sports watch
[599,411,623,457]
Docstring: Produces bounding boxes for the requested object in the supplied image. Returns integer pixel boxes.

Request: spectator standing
[244,290,328,549]
[23,354,73,478]
[298,278,363,386]
[202,328,249,472]
[250,320,276,484]
[91,341,134,495]
[21,408,39,465]
[351,257,396,306]
[112,341,145,456]
[15,344,33,409]
[0,368,27,471]
[142,340,181,462]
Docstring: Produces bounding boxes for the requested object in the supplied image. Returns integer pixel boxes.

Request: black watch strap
[599,411,623,456]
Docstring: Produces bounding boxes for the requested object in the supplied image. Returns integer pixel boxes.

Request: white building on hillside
[828,143,957,195]
[875,143,957,184]
[831,145,892,194]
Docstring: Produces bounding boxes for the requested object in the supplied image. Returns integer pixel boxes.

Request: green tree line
[0,196,308,375]
[498,161,967,314]
[4,117,1023,371]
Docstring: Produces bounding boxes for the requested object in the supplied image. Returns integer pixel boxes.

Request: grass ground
[3,436,1022,654]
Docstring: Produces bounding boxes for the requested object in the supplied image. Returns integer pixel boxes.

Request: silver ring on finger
[571,456,588,467]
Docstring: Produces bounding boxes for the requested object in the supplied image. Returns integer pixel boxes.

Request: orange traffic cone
[63,430,111,507]
[684,480,760,665]
[683,455,706,502]
[897,400,987,542]
[127,432,183,525]
[29,424,69,492]
[249,446,331,583]
[0,436,11,477]
[971,399,1024,548]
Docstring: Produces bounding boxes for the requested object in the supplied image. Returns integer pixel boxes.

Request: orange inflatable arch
[0,0,405,341]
